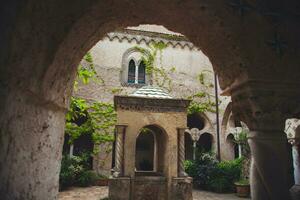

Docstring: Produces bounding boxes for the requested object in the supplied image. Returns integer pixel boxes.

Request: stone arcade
[109,86,192,200]
[1,1,300,200]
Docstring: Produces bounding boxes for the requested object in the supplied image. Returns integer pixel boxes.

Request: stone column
[231,85,299,200]
[289,138,300,199]
[189,128,201,161]
[113,124,127,177]
[177,128,187,177]
[0,90,67,199]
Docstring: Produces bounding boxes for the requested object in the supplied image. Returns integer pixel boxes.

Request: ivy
[66,52,115,153]
[133,42,173,91]
[74,52,104,90]
[65,97,116,151]
[188,70,217,114]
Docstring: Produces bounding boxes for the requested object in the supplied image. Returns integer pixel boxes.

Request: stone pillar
[0,90,67,199]
[231,85,299,200]
[177,128,187,177]
[188,128,201,161]
[289,138,300,200]
[113,124,127,177]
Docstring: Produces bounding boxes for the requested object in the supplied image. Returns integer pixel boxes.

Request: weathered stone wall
[74,28,234,174]
[1,0,299,199]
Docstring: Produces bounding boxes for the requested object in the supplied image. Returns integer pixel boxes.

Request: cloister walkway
[58,186,250,200]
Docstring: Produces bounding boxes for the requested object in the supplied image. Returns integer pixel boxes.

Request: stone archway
[1,1,300,199]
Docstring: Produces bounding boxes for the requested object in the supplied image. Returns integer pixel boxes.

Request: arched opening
[135,125,167,176]
[1,1,298,198]
[128,59,136,83]
[187,113,205,130]
[197,133,213,152]
[138,61,146,84]
[135,130,155,171]
[226,134,239,160]
[184,132,193,160]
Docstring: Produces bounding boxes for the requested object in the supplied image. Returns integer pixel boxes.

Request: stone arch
[197,132,213,152]
[187,112,213,132]
[1,1,300,199]
[135,124,168,176]
[121,47,151,84]
[226,133,239,160]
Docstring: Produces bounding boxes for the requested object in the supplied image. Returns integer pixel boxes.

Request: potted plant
[233,126,251,198]
[94,174,109,186]
[235,179,250,197]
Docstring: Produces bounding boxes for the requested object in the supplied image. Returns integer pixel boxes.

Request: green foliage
[208,158,243,192]
[184,152,243,193]
[65,97,116,148]
[77,170,99,187]
[59,153,98,190]
[185,152,218,188]
[74,52,104,90]
[235,179,249,186]
[133,42,173,91]
[111,88,123,94]
[187,70,217,114]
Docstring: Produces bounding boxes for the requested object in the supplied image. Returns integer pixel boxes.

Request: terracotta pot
[235,184,250,197]
[94,178,109,186]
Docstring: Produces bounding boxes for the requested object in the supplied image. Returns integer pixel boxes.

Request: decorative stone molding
[114,96,191,113]
[229,80,300,130]
[104,29,196,50]
[285,118,300,139]
[227,80,300,199]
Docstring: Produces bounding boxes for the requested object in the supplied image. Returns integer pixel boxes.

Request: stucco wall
[73,29,233,175]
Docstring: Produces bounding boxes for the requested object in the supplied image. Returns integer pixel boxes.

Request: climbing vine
[133,42,173,91]
[65,52,115,153]
[74,52,104,90]
[187,70,217,114]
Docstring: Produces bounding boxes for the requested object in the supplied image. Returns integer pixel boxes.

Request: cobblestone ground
[59,186,250,200]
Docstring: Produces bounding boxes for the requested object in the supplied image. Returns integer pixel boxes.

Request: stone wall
[73,27,234,175]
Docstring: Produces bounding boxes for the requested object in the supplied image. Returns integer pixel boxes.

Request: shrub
[208,158,243,192]
[184,152,243,193]
[185,152,218,189]
[77,170,99,187]
[59,153,97,190]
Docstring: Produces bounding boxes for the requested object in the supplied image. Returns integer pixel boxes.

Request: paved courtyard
[59,186,250,200]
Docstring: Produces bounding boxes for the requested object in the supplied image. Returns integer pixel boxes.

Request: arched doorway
[1,1,299,199]
[226,134,239,160]
[197,133,213,153]
[135,125,167,176]
[135,130,155,171]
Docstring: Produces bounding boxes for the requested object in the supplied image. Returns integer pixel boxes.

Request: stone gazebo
[109,86,192,200]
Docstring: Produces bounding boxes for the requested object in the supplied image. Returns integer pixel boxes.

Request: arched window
[138,61,146,84]
[128,60,136,83]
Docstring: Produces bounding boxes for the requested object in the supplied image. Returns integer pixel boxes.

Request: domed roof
[130,86,173,99]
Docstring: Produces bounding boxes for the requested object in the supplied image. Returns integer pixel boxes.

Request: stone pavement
[59,186,251,200]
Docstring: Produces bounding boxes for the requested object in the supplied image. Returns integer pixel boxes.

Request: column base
[109,177,131,200]
[290,185,300,200]
[171,177,193,200]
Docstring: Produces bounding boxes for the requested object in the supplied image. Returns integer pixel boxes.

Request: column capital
[177,127,188,134]
[115,124,128,132]
[229,80,300,131]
